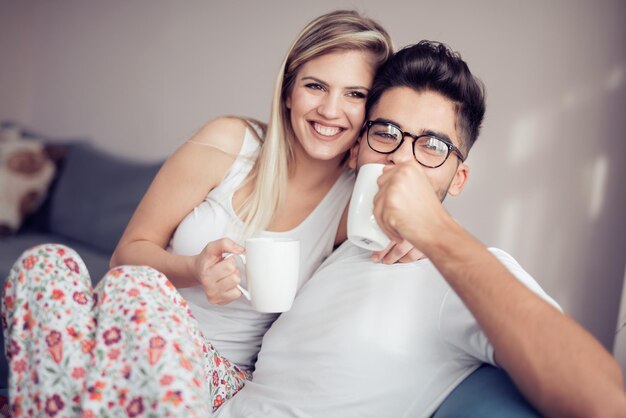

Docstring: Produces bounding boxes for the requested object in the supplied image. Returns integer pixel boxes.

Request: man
[216,41,626,417]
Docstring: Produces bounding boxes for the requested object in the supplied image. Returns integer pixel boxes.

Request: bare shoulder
[158,115,260,196]
[187,116,253,157]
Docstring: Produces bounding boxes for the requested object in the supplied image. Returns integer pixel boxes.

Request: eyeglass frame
[363,119,466,168]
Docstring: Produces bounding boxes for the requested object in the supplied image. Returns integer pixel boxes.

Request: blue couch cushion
[432,364,541,417]
[49,143,161,254]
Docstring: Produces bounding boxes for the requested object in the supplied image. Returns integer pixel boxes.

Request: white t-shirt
[216,242,560,418]
[169,126,355,371]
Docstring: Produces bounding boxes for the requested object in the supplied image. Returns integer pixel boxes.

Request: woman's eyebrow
[300,76,327,87]
[301,76,369,92]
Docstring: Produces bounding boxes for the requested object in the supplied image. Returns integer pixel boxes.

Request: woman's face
[286,49,377,165]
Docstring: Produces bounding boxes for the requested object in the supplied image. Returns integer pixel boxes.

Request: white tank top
[169,126,355,370]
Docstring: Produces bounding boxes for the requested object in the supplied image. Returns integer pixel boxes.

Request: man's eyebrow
[301,76,370,92]
[371,117,400,126]
[423,129,454,145]
[370,118,455,144]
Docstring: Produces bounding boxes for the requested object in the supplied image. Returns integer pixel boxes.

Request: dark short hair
[366,40,486,154]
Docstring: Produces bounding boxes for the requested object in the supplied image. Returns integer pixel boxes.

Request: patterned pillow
[0,127,56,236]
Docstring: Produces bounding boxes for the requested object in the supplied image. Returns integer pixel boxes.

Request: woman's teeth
[313,123,341,137]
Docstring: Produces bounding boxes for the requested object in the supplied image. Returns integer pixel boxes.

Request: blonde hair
[237,10,393,238]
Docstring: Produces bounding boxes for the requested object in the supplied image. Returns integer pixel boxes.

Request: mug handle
[223,253,251,300]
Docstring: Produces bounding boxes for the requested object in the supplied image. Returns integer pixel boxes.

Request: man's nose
[317,93,342,119]
[387,138,414,164]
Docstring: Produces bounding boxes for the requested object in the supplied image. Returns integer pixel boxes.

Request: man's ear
[447,163,469,197]
[347,138,361,169]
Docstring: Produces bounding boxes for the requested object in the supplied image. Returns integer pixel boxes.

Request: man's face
[348,87,469,201]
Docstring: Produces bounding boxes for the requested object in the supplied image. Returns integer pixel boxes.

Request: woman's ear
[447,163,469,197]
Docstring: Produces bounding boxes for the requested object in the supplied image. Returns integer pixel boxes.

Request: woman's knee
[24,243,80,259]
[97,265,172,294]
[13,243,86,275]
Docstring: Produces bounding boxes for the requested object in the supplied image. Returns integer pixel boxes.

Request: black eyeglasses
[364,120,465,168]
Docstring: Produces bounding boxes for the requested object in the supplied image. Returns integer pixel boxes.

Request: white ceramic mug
[347,163,391,251]
[231,237,300,313]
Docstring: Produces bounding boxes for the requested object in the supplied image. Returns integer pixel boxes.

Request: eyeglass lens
[368,122,450,168]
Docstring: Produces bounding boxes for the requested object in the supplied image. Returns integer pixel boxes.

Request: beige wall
[1,0,625,362]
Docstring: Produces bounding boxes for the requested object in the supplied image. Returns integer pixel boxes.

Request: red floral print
[63,257,80,274]
[67,326,82,340]
[160,375,174,386]
[46,330,63,364]
[180,357,193,371]
[22,255,38,270]
[213,394,224,409]
[21,311,33,330]
[7,339,20,358]
[4,296,14,310]
[130,308,146,324]
[163,390,183,406]
[107,348,121,360]
[46,330,62,347]
[51,289,65,300]
[103,326,122,345]
[126,397,144,417]
[122,364,132,379]
[82,339,95,354]
[44,394,65,416]
[150,335,166,349]
[3,245,251,416]
[13,359,27,373]
[73,291,89,305]
[149,335,166,365]
[72,367,86,379]
[109,268,123,278]
[11,395,23,416]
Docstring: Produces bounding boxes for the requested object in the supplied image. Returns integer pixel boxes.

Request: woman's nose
[317,93,342,119]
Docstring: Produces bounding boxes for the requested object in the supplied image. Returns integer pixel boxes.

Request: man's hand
[371,240,425,264]
[372,161,450,252]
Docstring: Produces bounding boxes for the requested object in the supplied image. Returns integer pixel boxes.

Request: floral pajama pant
[1,244,251,417]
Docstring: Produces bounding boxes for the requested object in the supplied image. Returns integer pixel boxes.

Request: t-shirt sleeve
[438,248,562,366]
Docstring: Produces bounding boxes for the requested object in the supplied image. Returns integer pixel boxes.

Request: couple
[3,9,626,418]
[212,42,626,417]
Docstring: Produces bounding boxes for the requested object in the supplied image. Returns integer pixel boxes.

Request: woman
[2,10,400,417]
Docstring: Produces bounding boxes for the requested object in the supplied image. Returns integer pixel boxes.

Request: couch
[0,133,161,397]
[0,128,540,417]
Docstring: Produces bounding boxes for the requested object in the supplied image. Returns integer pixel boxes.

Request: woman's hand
[371,240,425,264]
[194,238,246,305]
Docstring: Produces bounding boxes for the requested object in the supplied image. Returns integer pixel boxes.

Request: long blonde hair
[238,10,393,238]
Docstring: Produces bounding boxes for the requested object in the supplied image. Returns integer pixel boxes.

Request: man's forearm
[412,217,626,417]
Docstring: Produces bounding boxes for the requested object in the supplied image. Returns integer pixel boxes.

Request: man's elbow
[584,389,626,418]
[571,363,626,418]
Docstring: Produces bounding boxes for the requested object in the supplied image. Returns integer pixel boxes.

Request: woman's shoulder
[188,116,266,155]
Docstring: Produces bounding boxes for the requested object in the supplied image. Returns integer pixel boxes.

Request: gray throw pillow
[49,143,162,254]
